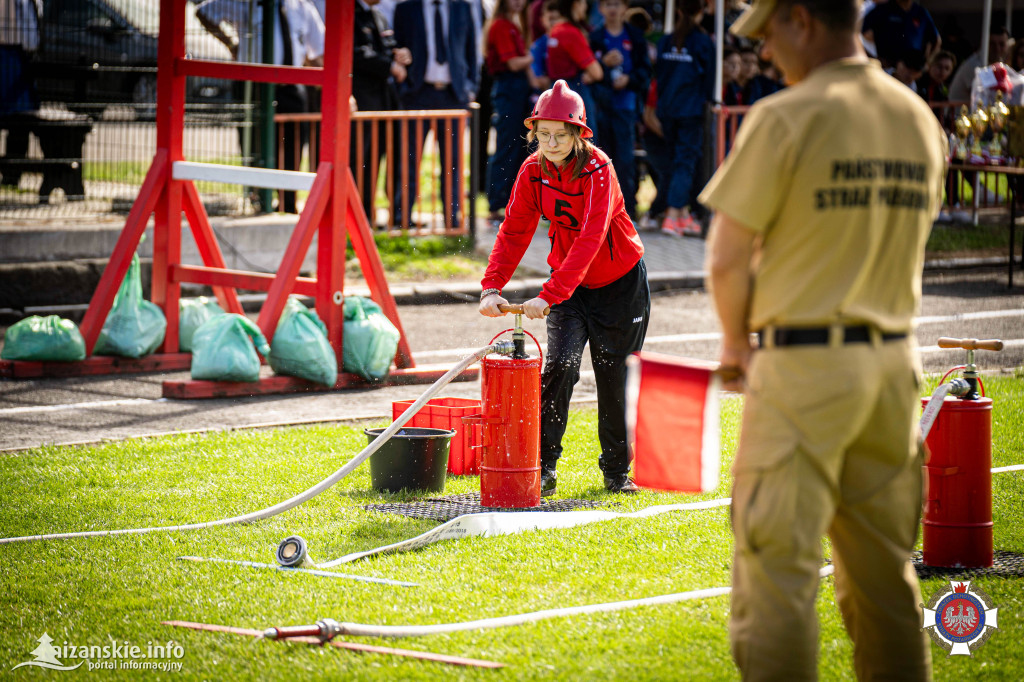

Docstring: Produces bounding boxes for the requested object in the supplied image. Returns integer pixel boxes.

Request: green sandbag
[190,313,271,382]
[179,296,225,352]
[93,253,167,358]
[269,297,338,387]
[0,315,86,362]
[342,296,400,382]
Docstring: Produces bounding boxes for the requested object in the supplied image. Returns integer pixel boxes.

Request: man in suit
[393,0,478,228]
[197,0,323,214]
[352,0,410,226]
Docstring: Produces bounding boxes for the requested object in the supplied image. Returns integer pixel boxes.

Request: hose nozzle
[263,618,343,642]
[276,535,314,568]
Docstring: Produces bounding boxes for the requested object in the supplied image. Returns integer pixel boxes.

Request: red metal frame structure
[1,0,477,395]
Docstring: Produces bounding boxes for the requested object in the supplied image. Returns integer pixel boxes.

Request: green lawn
[926,222,1011,254]
[1,376,1021,680]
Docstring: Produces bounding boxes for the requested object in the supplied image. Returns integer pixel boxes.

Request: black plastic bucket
[365,427,456,493]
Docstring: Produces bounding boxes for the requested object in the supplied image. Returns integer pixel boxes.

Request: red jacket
[481,147,644,306]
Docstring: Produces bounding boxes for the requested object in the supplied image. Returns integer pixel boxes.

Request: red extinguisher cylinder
[478,355,542,508]
[921,396,993,568]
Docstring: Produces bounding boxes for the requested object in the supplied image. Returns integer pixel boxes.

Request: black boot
[604,474,640,494]
[541,469,557,498]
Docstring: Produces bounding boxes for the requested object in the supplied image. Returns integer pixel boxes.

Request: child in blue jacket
[589,0,651,220]
[653,0,714,237]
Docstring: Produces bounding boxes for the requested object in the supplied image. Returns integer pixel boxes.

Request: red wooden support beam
[316,1,356,373]
[162,365,480,400]
[78,151,168,354]
[181,181,245,315]
[175,59,324,87]
[171,265,318,297]
[1,354,192,379]
[345,170,414,369]
[256,164,333,343]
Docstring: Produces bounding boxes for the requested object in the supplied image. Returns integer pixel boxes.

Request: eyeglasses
[536,131,571,145]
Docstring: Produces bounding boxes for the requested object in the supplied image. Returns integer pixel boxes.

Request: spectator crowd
[347,0,996,235]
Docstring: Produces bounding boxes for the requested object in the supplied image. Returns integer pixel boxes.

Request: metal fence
[277,108,477,236]
[0,0,255,221]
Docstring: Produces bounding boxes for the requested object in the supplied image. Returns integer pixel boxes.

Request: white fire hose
[262,566,837,641]
[919,378,971,441]
[0,343,511,546]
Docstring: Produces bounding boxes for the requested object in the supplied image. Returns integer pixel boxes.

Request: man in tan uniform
[699,0,947,680]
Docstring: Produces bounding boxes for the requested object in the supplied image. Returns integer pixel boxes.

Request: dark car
[34,0,233,117]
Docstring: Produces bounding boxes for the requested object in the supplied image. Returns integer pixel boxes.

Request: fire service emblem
[921,580,998,656]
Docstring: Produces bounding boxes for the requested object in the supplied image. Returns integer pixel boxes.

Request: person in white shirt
[197,0,324,213]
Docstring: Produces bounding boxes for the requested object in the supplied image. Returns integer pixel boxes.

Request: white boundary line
[0,398,167,416]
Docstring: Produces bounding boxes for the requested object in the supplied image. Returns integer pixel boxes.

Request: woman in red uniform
[479,80,650,495]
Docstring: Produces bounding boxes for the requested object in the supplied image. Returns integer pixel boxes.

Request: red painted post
[181,182,245,315]
[78,154,167,354]
[386,119,394,227]
[152,0,188,353]
[256,167,332,341]
[345,169,414,369]
[316,0,355,361]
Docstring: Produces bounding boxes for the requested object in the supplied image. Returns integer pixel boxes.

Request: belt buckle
[433,82,447,90]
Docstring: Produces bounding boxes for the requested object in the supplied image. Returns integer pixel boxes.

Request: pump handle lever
[498,303,550,316]
[937,337,1004,351]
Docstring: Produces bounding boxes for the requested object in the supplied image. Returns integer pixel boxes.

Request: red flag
[625,352,721,493]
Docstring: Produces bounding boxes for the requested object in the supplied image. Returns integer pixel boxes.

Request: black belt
[758,325,907,347]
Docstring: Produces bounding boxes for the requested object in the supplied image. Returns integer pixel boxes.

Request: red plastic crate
[391,397,483,475]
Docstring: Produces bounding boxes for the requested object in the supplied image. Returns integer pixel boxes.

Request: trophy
[989,91,1010,162]
[953,105,972,161]
[970,105,989,161]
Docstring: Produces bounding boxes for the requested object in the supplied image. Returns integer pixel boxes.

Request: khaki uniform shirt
[700,59,948,332]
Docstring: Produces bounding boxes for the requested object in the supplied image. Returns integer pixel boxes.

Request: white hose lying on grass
[283,566,836,639]
[0,347,496,546]
[318,498,733,566]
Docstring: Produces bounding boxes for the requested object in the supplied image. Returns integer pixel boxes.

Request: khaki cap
[730,0,777,38]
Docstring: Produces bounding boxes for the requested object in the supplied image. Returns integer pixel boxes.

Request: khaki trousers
[730,339,932,681]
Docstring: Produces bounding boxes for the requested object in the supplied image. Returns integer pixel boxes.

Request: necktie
[279,3,294,67]
[433,0,448,65]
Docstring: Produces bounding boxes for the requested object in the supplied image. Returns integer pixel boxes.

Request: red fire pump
[920,336,1004,568]
[465,304,547,509]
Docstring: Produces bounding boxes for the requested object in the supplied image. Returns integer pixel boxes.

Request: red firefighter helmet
[524,79,593,138]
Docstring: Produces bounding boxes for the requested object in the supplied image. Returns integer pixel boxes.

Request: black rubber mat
[363,492,605,521]
[912,550,1024,580]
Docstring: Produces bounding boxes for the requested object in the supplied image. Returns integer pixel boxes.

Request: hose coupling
[276,535,313,568]
[946,378,972,397]
[315,618,342,641]
[491,340,516,356]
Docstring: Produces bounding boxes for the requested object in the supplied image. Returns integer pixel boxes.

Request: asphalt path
[1,268,1021,452]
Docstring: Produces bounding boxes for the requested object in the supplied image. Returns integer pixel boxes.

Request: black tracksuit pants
[540,259,650,479]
